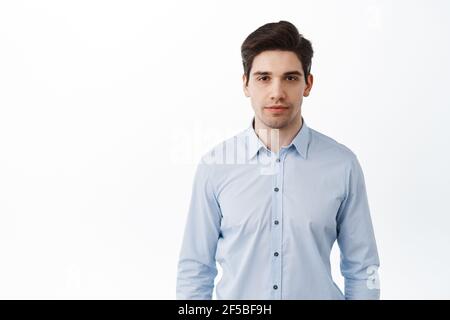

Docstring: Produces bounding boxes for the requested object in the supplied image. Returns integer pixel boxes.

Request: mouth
[265,105,289,113]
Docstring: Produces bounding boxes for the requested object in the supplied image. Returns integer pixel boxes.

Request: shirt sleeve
[336,154,381,300]
[176,158,222,299]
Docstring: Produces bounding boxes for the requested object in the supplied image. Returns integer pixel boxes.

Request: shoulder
[308,127,359,165]
[198,128,248,166]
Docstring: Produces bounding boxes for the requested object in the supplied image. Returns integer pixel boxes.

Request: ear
[243,74,250,97]
[303,74,314,97]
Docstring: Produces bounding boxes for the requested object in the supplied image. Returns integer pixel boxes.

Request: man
[176,20,380,300]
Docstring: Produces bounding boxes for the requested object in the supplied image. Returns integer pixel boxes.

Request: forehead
[251,50,303,73]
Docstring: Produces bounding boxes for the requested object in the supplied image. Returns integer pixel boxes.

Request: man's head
[241,21,314,130]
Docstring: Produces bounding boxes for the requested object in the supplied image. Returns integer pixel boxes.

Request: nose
[269,79,286,101]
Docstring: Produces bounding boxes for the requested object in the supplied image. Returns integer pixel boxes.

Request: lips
[266,105,288,109]
[265,105,288,112]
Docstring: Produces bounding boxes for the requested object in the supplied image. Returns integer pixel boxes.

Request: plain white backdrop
[1,0,449,299]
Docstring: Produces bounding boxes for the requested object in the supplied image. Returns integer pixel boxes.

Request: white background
[1,0,449,299]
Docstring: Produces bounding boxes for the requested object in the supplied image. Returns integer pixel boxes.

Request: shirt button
[274,187,279,192]
[276,158,280,162]
[273,285,278,290]
[274,252,279,257]
[274,220,279,225]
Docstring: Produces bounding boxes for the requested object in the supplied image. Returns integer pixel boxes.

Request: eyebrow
[252,70,303,77]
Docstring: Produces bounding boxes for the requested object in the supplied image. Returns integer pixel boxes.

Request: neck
[253,115,303,154]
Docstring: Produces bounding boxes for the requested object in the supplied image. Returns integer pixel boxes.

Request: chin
[263,118,290,129]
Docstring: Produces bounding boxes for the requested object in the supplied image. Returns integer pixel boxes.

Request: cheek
[249,95,264,108]
[292,90,305,102]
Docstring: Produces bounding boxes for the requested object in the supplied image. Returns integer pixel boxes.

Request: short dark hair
[241,20,313,86]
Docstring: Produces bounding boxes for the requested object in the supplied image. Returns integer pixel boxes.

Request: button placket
[271,151,284,299]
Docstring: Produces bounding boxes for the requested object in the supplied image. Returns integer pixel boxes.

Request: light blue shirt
[176,117,380,300]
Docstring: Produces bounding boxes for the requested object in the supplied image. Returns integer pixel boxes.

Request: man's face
[243,50,313,130]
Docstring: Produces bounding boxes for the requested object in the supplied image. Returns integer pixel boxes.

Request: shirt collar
[245,116,310,160]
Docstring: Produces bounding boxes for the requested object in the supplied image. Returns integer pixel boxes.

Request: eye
[258,76,269,81]
[286,76,299,81]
